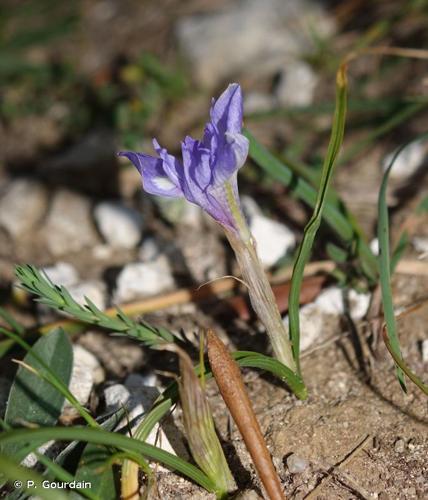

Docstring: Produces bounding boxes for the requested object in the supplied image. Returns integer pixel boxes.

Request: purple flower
[119,83,249,233]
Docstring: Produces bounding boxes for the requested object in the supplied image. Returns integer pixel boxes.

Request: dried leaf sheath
[174,346,235,497]
[225,229,296,372]
[207,330,285,500]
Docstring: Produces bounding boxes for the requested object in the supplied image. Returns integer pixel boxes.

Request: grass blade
[244,129,377,282]
[377,133,428,391]
[0,427,217,494]
[287,64,348,374]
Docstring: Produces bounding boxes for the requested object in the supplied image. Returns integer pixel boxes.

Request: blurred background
[1,3,428,497]
[0,0,427,296]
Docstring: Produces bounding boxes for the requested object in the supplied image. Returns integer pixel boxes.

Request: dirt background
[0,0,427,499]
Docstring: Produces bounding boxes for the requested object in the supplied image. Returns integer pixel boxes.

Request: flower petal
[211,132,249,186]
[152,139,183,188]
[118,151,183,198]
[209,83,243,136]
[181,136,213,194]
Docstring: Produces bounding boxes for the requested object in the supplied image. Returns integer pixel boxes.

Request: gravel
[94,201,143,249]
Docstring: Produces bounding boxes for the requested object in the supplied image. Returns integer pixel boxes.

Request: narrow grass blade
[287,65,348,374]
[0,307,25,335]
[0,427,217,494]
[382,327,428,395]
[377,133,428,391]
[72,415,121,500]
[244,130,377,281]
[232,352,307,400]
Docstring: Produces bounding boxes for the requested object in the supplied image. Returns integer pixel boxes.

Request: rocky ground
[0,0,427,498]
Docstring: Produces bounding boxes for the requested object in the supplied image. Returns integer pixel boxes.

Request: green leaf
[232,352,307,400]
[382,328,428,396]
[0,328,97,428]
[377,133,428,391]
[244,130,377,281]
[71,414,121,500]
[390,231,409,273]
[2,328,73,457]
[0,427,217,494]
[288,66,349,374]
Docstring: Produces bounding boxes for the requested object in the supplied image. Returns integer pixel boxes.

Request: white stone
[370,238,380,256]
[422,339,428,363]
[286,453,308,473]
[275,62,318,107]
[315,286,370,320]
[92,243,113,260]
[0,178,48,238]
[348,289,371,320]
[43,189,98,256]
[176,0,334,87]
[103,374,181,466]
[138,238,160,262]
[283,287,371,351]
[94,201,143,249]
[314,287,344,315]
[283,302,323,351]
[250,214,296,267]
[244,92,274,114]
[104,384,131,411]
[114,256,175,303]
[382,140,426,180]
[242,195,262,218]
[413,237,428,258]
[73,344,105,384]
[242,196,296,267]
[68,280,107,310]
[21,441,55,468]
[63,345,104,415]
[41,262,79,288]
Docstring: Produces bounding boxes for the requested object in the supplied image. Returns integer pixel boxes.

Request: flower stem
[225,229,297,373]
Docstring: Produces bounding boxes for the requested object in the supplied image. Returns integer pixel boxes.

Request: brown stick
[207,330,285,500]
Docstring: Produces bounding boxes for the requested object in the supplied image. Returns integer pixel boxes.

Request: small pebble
[283,303,323,351]
[394,438,406,453]
[43,189,98,256]
[114,257,175,303]
[370,238,380,256]
[286,453,308,473]
[94,201,143,249]
[382,140,426,180]
[244,92,274,114]
[41,262,79,287]
[92,243,113,260]
[102,374,182,468]
[275,62,318,107]
[62,345,104,417]
[242,197,295,267]
[315,286,370,320]
[138,237,161,262]
[0,178,48,238]
[421,339,428,363]
[412,237,428,258]
[68,280,107,310]
[104,384,131,412]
